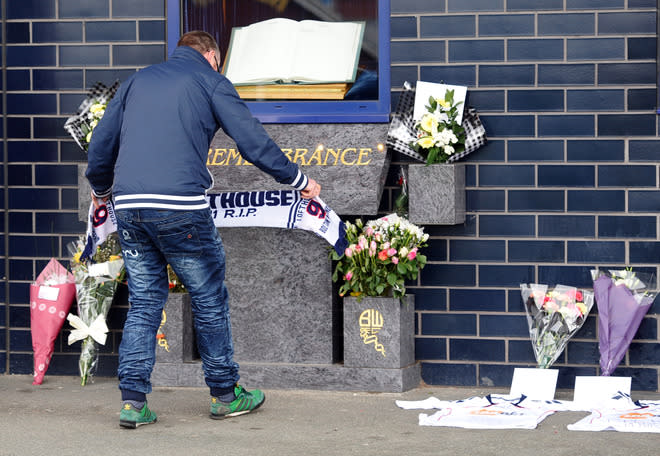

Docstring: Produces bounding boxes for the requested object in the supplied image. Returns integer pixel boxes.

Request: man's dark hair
[177,31,219,55]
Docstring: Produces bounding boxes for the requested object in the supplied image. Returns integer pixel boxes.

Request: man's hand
[91,191,110,209]
[301,178,321,199]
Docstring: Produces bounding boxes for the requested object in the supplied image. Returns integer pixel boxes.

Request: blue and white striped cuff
[290,170,308,191]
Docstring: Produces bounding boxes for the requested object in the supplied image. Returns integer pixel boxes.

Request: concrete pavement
[1,374,659,456]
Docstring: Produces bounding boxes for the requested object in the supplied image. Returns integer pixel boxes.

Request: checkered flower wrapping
[386,82,487,163]
[64,80,120,151]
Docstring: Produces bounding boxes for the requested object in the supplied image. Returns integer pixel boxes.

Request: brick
[538,215,595,238]
[425,216,477,237]
[480,115,535,137]
[479,215,535,237]
[391,0,446,13]
[465,90,505,111]
[480,315,529,337]
[628,0,656,7]
[598,114,656,136]
[629,191,660,212]
[634,318,658,340]
[538,165,595,187]
[420,264,476,287]
[567,140,624,162]
[420,16,474,37]
[421,314,477,336]
[509,340,539,363]
[139,20,166,41]
[421,65,476,86]
[508,240,565,263]
[538,115,595,137]
[567,240,625,263]
[628,89,656,111]
[508,39,563,61]
[450,339,505,361]
[568,38,624,60]
[610,367,658,391]
[9,213,33,233]
[567,0,624,9]
[467,190,505,211]
[391,41,445,63]
[538,13,595,36]
[6,45,56,67]
[6,23,30,43]
[391,17,417,38]
[508,190,564,212]
[466,140,505,161]
[9,282,31,305]
[6,118,30,139]
[598,216,656,238]
[8,165,31,186]
[479,14,534,36]
[86,21,137,42]
[629,141,660,161]
[447,0,504,12]
[567,89,624,112]
[508,90,564,111]
[33,22,83,42]
[34,117,70,139]
[598,12,656,34]
[8,261,33,282]
[7,94,57,115]
[112,44,165,66]
[599,165,656,187]
[34,69,84,90]
[7,70,31,90]
[630,242,660,263]
[538,266,599,289]
[508,140,564,161]
[59,45,109,66]
[449,40,504,62]
[8,141,58,163]
[35,164,79,186]
[85,69,140,86]
[8,189,58,210]
[7,0,56,19]
[507,0,563,10]
[566,341,599,364]
[568,190,625,212]
[449,240,505,262]
[415,338,447,360]
[410,288,447,311]
[598,63,656,84]
[557,366,598,389]
[479,165,534,187]
[479,265,535,287]
[538,64,595,85]
[421,362,477,386]
[112,0,165,17]
[628,37,656,60]
[479,65,535,86]
[424,238,447,262]
[449,289,506,312]
[390,66,418,89]
[59,0,110,18]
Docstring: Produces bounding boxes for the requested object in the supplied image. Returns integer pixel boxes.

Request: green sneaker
[210,384,265,420]
[119,402,157,429]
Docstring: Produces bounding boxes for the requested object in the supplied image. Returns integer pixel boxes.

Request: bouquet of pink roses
[520,284,594,369]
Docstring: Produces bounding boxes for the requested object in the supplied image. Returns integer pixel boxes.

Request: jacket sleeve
[85,87,124,197]
[210,79,309,191]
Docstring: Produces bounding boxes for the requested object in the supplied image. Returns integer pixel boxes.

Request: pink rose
[345,271,353,281]
[378,250,388,261]
[407,249,417,260]
[387,248,397,257]
[365,227,374,236]
[392,256,399,265]
[344,247,353,257]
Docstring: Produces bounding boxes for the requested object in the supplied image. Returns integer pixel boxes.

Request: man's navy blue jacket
[86,45,308,211]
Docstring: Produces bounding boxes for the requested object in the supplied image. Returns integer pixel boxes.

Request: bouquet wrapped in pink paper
[30,258,76,385]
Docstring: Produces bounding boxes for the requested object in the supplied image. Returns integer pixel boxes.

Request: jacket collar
[169,45,213,69]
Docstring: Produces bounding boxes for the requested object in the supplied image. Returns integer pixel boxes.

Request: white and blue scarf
[82,190,347,260]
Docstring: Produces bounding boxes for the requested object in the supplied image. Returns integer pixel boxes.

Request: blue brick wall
[2,0,659,392]
[390,0,660,391]
[1,0,166,376]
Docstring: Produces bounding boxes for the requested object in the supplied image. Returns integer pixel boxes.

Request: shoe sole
[210,397,265,420]
[119,417,157,429]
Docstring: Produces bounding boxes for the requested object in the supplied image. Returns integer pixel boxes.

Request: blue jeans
[115,208,239,397]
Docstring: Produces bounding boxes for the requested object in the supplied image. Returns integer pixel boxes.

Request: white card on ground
[573,376,632,410]
[413,81,467,123]
[509,367,558,400]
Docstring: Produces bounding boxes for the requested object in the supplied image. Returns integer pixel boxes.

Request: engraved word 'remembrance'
[207,144,384,167]
[359,309,386,357]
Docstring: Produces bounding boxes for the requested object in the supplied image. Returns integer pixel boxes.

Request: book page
[289,21,364,83]
[223,19,364,85]
[223,18,297,85]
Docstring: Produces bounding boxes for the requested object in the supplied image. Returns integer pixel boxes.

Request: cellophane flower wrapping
[331,213,428,300]
[520,284,595,369]
[29,258,77,385]
[68,233,125,385]
[63,80,119,151]
[591,269,658,376]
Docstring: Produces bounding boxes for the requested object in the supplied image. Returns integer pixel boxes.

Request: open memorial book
[223,18,365,86]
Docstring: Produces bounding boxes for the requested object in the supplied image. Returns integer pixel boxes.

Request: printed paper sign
[573,376,632,410]
[38,285,60,301]
[413,81,468,123]
[509,367,559,400]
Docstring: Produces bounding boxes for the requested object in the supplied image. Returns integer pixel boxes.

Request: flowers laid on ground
[591,268,658,376]
[520,284,594,369]
[64,80,119,151]
[331,213,428,300]
[410,89,466,164]
[67,233,125,385]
